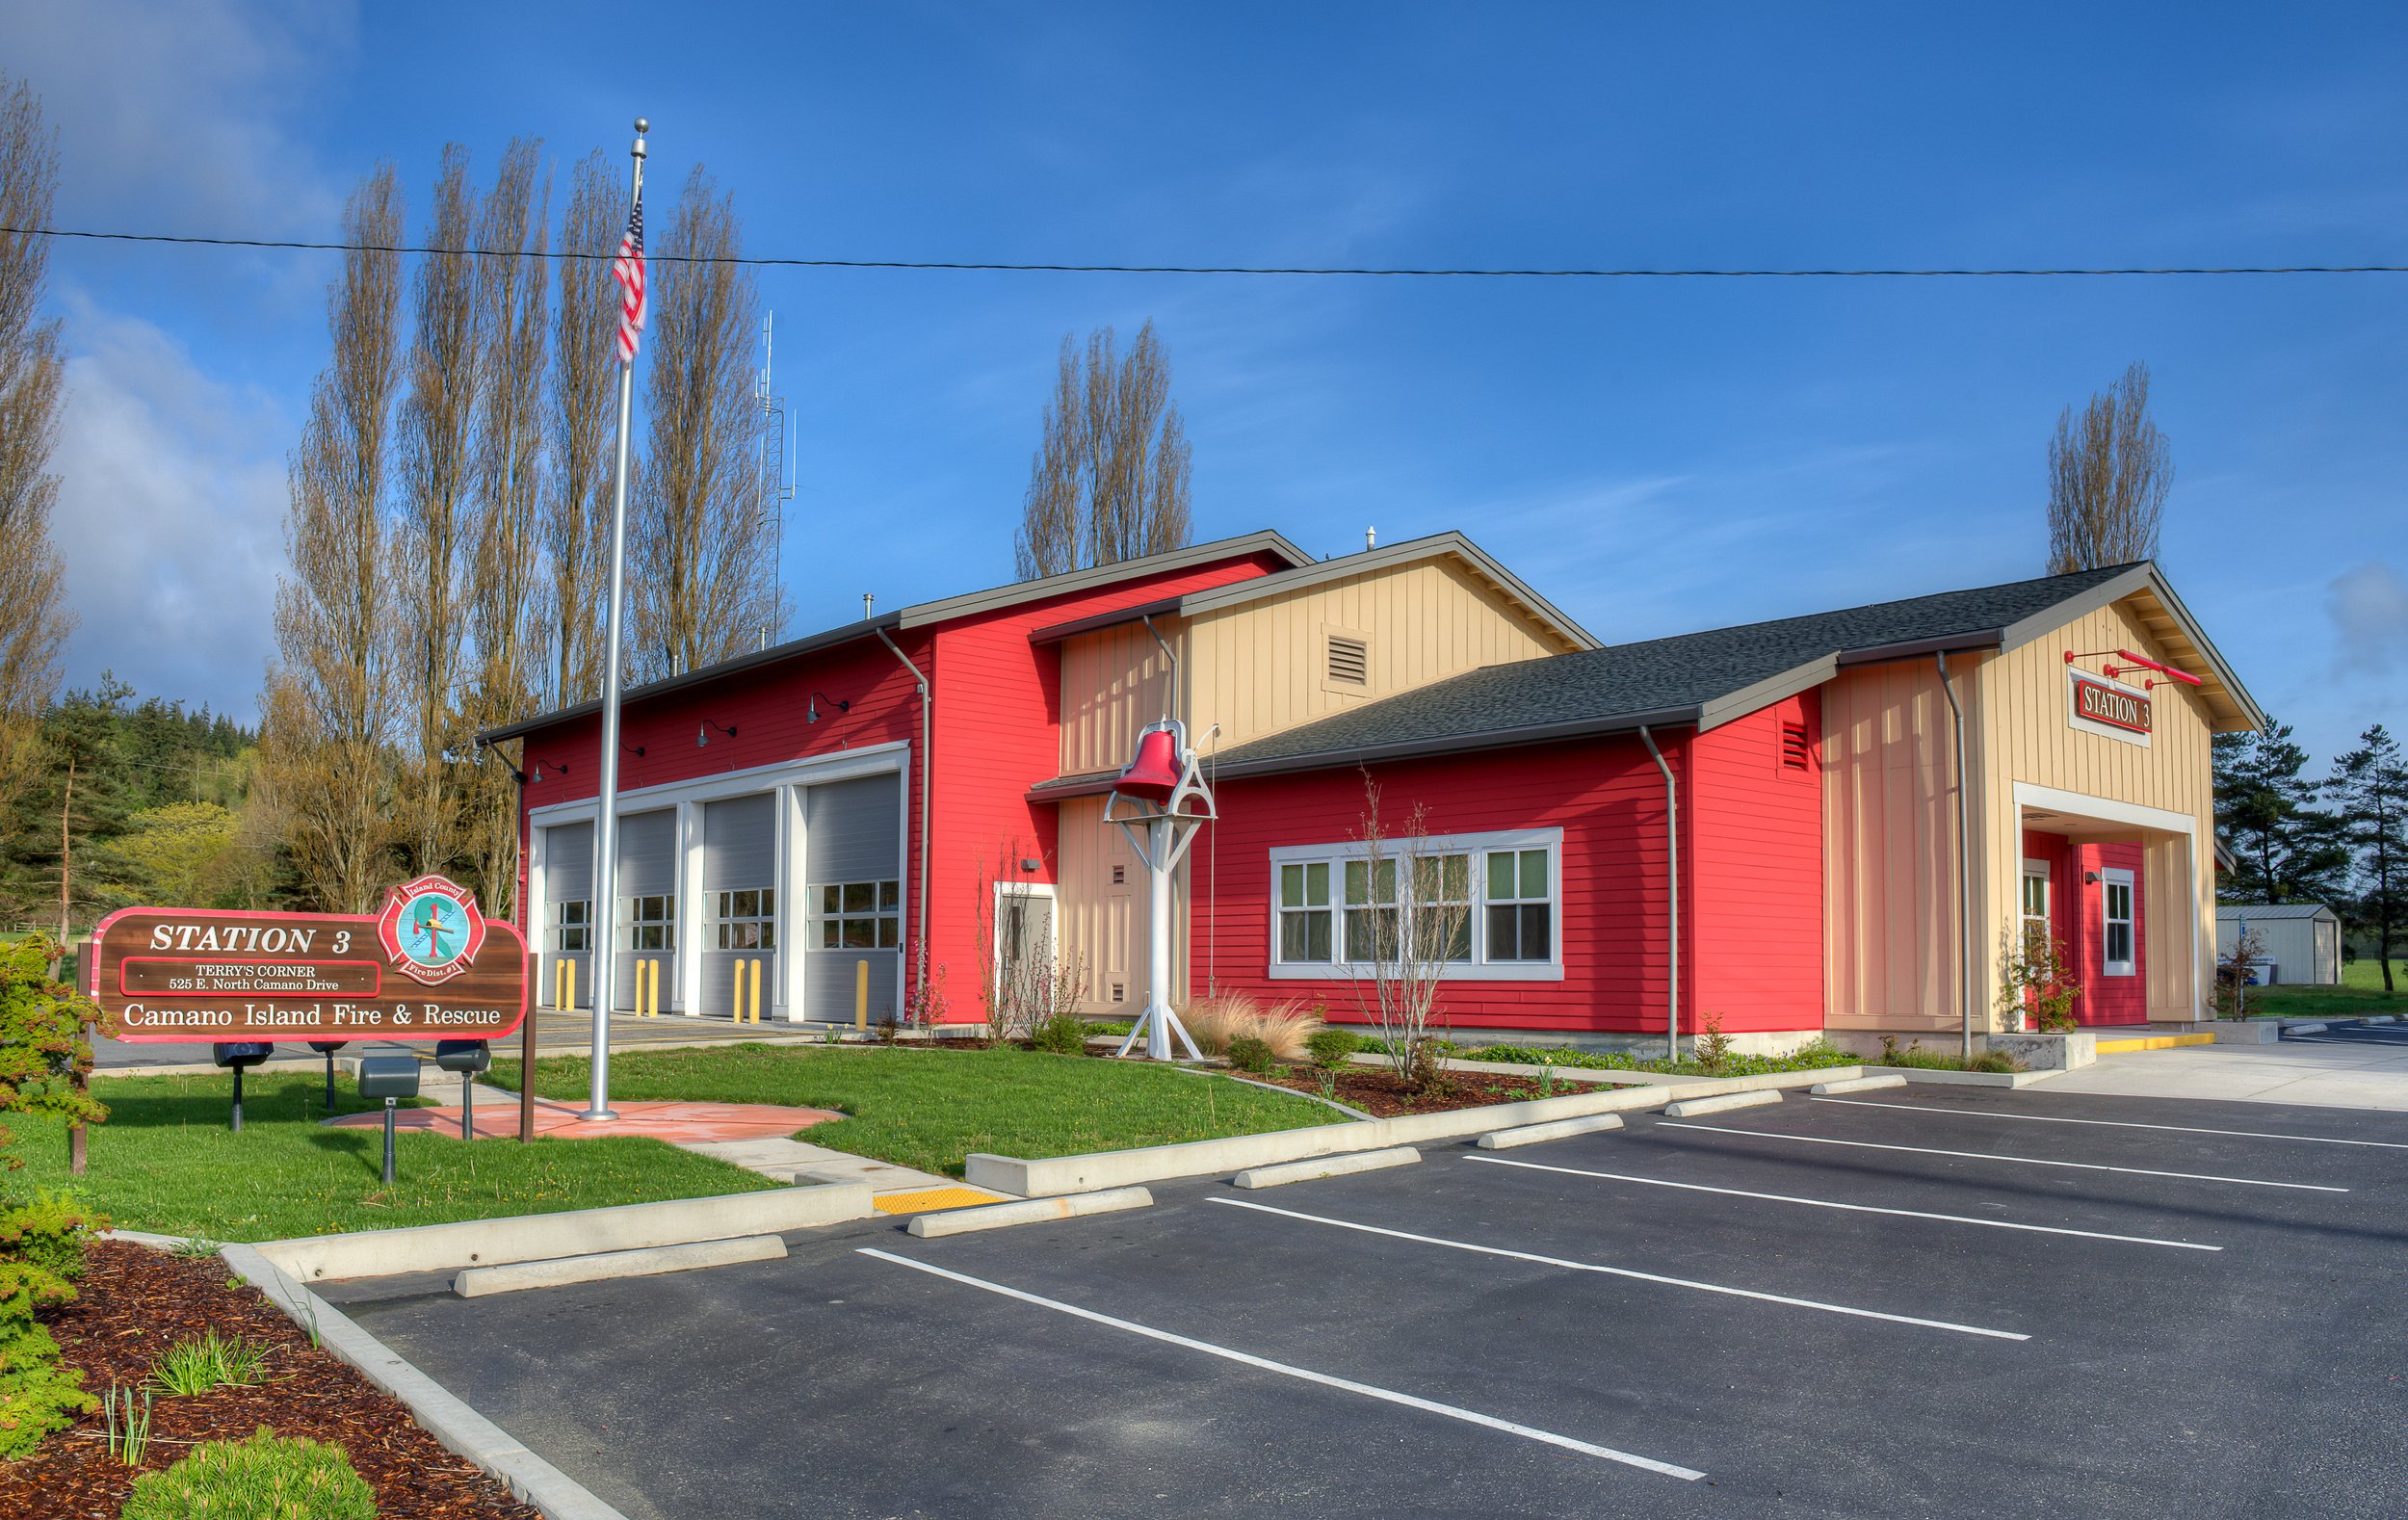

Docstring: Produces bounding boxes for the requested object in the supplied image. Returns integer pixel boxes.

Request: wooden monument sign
[89,875,528,1043]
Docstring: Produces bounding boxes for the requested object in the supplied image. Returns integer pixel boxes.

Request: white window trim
[2019,858,2052,934]
[1266,826,1565,983]
[2101,867,2136,977]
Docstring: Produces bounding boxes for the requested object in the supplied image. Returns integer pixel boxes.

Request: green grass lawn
[3,1071,774,1242]
[490,1042,1336,1178]
[2236,958,2408,1018]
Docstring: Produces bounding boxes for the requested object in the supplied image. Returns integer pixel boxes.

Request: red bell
[1113,728,1183,806]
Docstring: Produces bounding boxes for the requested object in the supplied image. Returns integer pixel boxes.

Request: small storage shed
[2215,903,2343,985]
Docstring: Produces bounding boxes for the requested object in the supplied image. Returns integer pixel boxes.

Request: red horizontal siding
[1688,694,1824,1033]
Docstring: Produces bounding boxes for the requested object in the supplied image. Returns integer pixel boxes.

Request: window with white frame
[620,894,674,951]
[709,889,777,951]
[2101,869,2134,976]
[548,899,590,954]
[1270,829,1561,979]
[815,879,902,950]
[2019,861,2051,940]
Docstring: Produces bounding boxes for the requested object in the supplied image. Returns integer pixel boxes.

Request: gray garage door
[804,774,903,1024]
[700,793,778,1019]
[541,821,594,1009]
[615,808,679,1012]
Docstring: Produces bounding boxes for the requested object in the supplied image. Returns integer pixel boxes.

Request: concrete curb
[2212,1021,2282,1044]
[1663,1088,1785,1118]
[222,1244,628,1520]
[904,1186,1153,1239]
[965,1066,1853,1196]
[1874,1065,2064,1088]
[254,1181,874,1283]
[1475,1113,1625,1150]
[455,1234,786,1297]
[2288,1022,2329,1035]
[1810,1074,1909,1095]
[1216,1069,1376,1120]
[1234,1147,1421,1189]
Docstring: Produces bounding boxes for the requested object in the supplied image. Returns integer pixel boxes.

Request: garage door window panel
[710,889,776,951]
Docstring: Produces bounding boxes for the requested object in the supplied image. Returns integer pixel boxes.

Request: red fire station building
[481,530,2261,1051]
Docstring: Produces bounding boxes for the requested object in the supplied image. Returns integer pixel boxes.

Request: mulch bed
[1,1240,541,1520]
[1243,1062,1610,1117]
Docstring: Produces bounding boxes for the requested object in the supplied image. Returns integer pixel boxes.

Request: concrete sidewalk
[2041,1024,2408,1111]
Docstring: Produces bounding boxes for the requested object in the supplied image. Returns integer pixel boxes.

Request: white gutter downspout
[1638,725,1679,1062]
[1937,651,1975,1063]
[877,628,932,1010]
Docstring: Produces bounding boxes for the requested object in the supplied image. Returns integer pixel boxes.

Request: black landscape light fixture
[433,1039,493,1141]
[621,741,645,758]
[530,759,567,783]
[697,719,738,747]
[357,1055,422,1186]
[806,692,849,723]
[214,1042,275,1133]
[307,1040,349,1111]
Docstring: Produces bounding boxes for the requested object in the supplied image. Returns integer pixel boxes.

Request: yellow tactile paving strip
[873,1187,1008,1216]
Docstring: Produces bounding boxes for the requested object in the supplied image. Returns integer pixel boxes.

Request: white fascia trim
[2010,782,2195,838]
[527,742,910,826]
[1266,826,1566,983]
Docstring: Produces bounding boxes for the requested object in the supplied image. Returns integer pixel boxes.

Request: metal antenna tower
[755,312,796,649]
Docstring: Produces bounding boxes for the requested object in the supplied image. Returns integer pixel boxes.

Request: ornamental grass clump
[150,1328,273,1397]
[120,1428,378,1520]
[1183,995,1321,1061]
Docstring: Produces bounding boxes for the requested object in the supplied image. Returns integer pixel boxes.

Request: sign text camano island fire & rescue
[89,877,528,1043]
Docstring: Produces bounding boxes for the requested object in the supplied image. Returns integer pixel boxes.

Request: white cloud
[2328,561,2408,675]
[52,298,288,718]
[10,0,353,236]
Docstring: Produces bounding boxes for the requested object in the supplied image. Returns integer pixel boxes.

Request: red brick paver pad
[326,1096,842,1141]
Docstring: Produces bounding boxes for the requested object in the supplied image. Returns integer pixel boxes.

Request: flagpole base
[576,1108,620,1122]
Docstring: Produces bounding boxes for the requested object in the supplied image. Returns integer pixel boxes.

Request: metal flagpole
[581,117,648,1121]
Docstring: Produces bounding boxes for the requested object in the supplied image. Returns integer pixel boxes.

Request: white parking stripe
[857,1246,1704,1481]
[1207,1196,2028,1341]
[1809,1095,2408,1151]
[1460,1154,2220,1250]
[1660,1122,2348,1192]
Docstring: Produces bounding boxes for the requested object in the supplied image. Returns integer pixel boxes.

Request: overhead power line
[7,224,2407,278]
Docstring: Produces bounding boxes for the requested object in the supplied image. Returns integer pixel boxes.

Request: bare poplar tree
[392,145,485,876]
[540,150,616,708]
[1348,776,1472,1092]
[629,166,779,680]
[0,77,74,805]
[460,138,550,914]
[261,167,405,912]
[1013,320,1192,579]
[2046,361,2172,574]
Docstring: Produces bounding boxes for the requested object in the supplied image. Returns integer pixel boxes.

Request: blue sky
[15,1,2405,765]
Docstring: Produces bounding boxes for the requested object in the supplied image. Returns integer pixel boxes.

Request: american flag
[611,190,646,364]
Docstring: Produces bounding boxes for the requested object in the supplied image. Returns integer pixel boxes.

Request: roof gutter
[1835,631,2005,667]
[1210,706,1702,781]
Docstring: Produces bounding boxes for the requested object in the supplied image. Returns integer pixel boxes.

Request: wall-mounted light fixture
[2084,870,2101,884]
[474,736,531,784]
[531,760,566,783]
[697,720,738,747]
[807,692,851,723]
[621,742,645,758]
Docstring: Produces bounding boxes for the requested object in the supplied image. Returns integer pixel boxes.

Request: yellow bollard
[649,958,662,1017]
[563,959,576,1012]
[749,957,763,1025]
[553,958,564,1009]
[854,958,869,1031]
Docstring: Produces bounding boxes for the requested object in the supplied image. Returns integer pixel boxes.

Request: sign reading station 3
[90,876,527,1044]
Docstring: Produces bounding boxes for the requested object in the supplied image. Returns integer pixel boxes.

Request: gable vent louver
[1327,635,1370,686]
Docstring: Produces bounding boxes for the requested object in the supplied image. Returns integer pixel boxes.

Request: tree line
[2215,721,2408,988]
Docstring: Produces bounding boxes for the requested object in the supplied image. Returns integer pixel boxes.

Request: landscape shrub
[1692,1014,1736,1077]
[1184,996,1321,1061]
[1224,1035,1276,1075]
[1304,1028,1361,1069]
[1028,1011,1089,1056]
[0,1190,101,1282]
[0,1190,103,1458]
[120,1428,378,1520]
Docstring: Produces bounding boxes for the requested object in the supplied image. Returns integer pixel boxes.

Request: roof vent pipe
[1638,724,1679,1062]
[863,592,875,619]
[1366,526,1376,551]
[1937,650,1975,1063]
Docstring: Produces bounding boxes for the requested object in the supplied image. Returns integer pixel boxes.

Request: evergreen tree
[2331,724,2408,991]
[2212,721,2347,905]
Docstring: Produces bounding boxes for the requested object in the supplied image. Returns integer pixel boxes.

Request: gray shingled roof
[2214,903,2337,920]
[1210,563,2143,776]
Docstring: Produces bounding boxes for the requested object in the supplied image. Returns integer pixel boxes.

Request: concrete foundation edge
[453,1234,787,1297]
[255,1181,875,1283]
[222,1243,629,1520]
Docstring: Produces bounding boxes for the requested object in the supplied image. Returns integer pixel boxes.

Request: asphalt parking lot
[327,1073,2408,1519]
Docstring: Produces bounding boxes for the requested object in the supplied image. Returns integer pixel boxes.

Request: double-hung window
[1270,828,1561,980]
[2101,869,2135,976]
